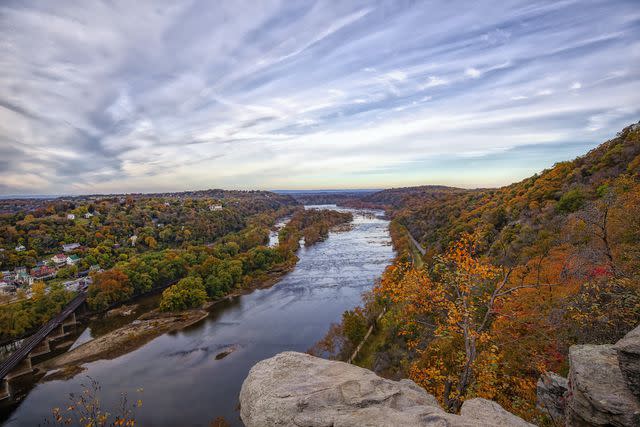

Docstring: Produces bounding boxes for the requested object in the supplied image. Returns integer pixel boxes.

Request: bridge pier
[63,312,77,327]
[48,323,68,341]
[0,379,9,401]
[5,357,32,380]
[29,337,51,358]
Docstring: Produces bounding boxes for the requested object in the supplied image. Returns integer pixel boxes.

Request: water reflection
[1,206,393,426]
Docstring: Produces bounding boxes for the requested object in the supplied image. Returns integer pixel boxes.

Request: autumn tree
[87,269,133,310]
[377,233,554,412]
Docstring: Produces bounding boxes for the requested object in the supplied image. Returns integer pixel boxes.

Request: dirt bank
[43,309,208,370]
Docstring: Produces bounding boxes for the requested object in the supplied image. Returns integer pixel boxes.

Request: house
[14,267,32,285]
[130,235,138,247]
[66,255,81,265]
[0,282,16,294]
[84,212,94,219]
[209,204,223,211]
[89,264,101,272]
[2,271,13,282]
[62,243,81,252]
[31,265,56,279]
[52,253,67,265]
[15,245,26,252]
[67,213,76,220]
[63,279,82,292]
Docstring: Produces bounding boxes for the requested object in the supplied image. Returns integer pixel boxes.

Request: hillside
[356,185,465,209]
[317,122,640,424]
[398,123,640,257]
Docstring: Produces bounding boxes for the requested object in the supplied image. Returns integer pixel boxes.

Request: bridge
[0,291,88,400]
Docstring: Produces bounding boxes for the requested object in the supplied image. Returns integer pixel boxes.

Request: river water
[1,206,393,426]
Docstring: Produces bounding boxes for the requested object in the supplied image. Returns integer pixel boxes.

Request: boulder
[566,344,640,426]
[614,324,640,399]
[240,351,534,426]
[536,371,568,422]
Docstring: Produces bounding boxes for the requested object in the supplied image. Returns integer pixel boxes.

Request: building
[52,253,67,265]
[84,212,94,219]
[31,265,56,279]
[0,282,16,294]
[62,243,81,252]
[14,267,33,286]
[15,245,26,252]
[1,271,13,283]
[209,204,223,211]
[66,255,81,265]
[130,235,138,246]
[67,213,76,220]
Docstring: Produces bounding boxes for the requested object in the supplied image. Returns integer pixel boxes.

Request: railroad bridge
[0,292,88,401]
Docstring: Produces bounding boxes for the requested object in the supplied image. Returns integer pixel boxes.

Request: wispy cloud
[0,0,638,194]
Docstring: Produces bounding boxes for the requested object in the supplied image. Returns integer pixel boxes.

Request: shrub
[557,189,585,213]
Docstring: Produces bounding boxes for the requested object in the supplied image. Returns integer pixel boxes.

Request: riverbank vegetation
[0,283,74,341]
[317,122,640,423]
[155,208,352,312]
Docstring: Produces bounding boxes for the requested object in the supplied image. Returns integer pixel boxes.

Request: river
[1,206,393,426]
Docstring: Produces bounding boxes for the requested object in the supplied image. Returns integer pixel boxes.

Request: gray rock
[566,344,640,426]
[240,351,534,426]
[614,324,640,399]
[536,371,568,423]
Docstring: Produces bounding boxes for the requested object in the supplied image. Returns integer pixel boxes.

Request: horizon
[1,1,639,195]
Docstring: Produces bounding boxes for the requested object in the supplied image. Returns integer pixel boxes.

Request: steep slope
[399,123,640,257]
[317,122,640,424]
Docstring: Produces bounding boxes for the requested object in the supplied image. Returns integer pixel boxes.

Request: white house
[62,243,80,252]
[209,204,223,211]
[66,255,80,265]
[67,213,76,220]
[130,235,138,246]
[84,212,93,219]
[52,253,67,265]
[15,245,26,252]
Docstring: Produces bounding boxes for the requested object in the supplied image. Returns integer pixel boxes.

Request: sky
[0,0,639,195]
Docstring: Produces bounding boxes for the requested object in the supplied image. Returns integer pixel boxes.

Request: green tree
[159,276,207,311]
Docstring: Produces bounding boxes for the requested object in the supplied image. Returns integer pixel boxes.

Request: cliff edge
[239,351,534,426]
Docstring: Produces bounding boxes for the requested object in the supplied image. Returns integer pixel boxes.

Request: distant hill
[357,185,466,209]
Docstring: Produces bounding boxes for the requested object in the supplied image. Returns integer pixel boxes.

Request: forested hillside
[0,190,296,271]
[318,122,640,424]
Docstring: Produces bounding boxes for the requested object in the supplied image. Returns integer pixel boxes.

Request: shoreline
[41,309,209,371]
[36,260,298,375]
[33,215,353,379]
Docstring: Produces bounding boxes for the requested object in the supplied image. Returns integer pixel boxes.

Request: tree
[87,269,133,310]
[377,233,551,412]
[159,276,207,312]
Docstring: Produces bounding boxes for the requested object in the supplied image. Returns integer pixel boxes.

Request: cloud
[420,76,449,89]
[465,67,482,78]
[0,0,638,194]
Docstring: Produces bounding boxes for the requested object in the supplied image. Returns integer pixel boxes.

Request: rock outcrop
[566,344,640,426]
[536,371,568,423]
[614,324,640,399]
[240,351,534,426]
